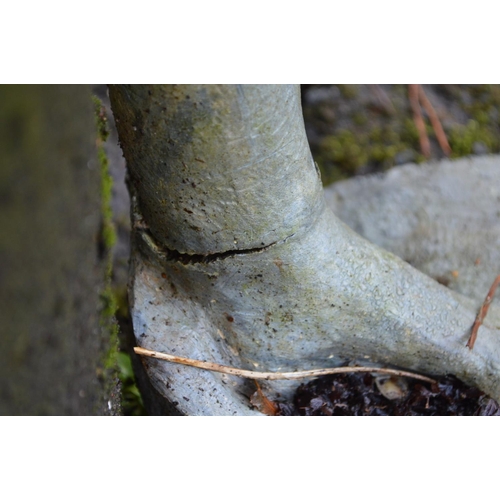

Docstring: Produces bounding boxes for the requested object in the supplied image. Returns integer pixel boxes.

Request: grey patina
[110,85,500,415]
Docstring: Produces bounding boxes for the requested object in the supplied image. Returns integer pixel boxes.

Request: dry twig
[409,84,431,158]
[418,85,451,156]
[134,346,436,383]
[466,274,500,350]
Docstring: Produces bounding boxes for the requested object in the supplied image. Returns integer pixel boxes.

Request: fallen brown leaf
[250,381,279,416]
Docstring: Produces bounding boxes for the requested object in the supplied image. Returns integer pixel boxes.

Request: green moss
[454,85,500,150]
[400,118,420,145]
[414,153,427,164]
[92,97,120,400]
[117,351,147,415]
[317,123,413,182]
[93,96,146,414]
[306,85,500,186]
[113,284,147,415]
[353,112,367,126]
[99,146,117,251]
[100,286,119,369]
[473,109,489,125]
[92,95,110,142]
[94,97,116,252]
[448,120,497,157]
[320,131,368,172]
[114,284,130,318]
[338,85,358,99]
[368,126,383,142]
[317,130,369,183]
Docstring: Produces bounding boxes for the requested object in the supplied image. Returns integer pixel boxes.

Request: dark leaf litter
[275,372,500,416]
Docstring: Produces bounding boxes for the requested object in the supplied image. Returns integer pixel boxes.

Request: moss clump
[448,120,498,157]
[93,96,146,415]
[302,85,500,186]
[93,95,110,142]
[92,97,120,406]
[448,85,500,156]
[117,351,147,415]
[113,284,147,415]
[316,122,414,183]
[94,97,116,252]
[318,130,368,182]
[400,118,420,146]
[100,286,119,371]
[98,146,117,251]
[352,111,367,126]
[337,84,359,99]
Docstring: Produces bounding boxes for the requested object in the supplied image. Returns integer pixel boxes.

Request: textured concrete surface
[325,155,500,306]
[110,85,500,415]
[130,155,500,415]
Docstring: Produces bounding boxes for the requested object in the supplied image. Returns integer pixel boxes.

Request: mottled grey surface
[110,85,322,256]
[130,200,500,414]
[111,85,500,415]
[325,155,500,306]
